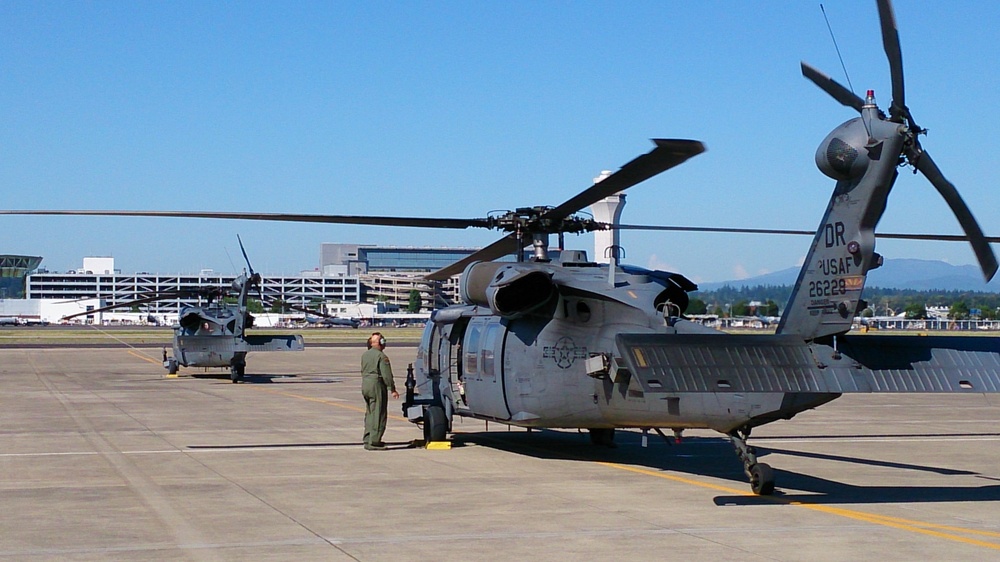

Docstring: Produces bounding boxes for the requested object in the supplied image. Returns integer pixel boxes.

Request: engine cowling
[460,262,555,318]
[179,311,206,331]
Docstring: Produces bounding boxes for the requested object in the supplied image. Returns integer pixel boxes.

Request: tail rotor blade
[801,62,864,113]
[913,150,998,280]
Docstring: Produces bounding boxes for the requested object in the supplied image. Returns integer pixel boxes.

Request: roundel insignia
[543,337,588,369]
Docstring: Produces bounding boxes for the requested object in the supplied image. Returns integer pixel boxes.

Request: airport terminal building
[0,255,42,299]
[26,269,362,318]
[16,242,569,321]
[320,243,478,309]
[19,245,482,319]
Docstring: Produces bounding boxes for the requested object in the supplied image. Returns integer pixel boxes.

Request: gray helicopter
[63,240,304,382]
[294,310,361,329]
[6,0,1000,495]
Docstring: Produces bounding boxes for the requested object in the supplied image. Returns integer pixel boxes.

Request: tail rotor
[801,0,996,280]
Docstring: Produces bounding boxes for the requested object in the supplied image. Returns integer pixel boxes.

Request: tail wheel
[750,463,775,495]
[423,405,448,442]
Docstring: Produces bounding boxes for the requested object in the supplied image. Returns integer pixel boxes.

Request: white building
[27,271,361,317]
[79,256,117,275]
[0,297,103,324]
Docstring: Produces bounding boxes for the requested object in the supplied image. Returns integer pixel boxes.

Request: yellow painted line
[249,386,408,421]
[127,350,162,366]
[600,462,1000,550]
[798,503,1000,544]
[599,462,753,494]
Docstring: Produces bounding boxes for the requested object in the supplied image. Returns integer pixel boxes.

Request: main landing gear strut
[230,362,245,383]
[729,427,775,495]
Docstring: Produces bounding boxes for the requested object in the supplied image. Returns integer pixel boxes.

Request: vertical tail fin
[777,102,904,341]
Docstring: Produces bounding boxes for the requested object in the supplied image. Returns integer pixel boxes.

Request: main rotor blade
[876,0,908,123]
[913,150,998,280]
[614,222,1000,243]
[540,139,705,222]
[237,234,254,275]
[800,62,864,113]
[271,299,324,316]
[0,210,490,230]
[615,224,815,236]
[424,233,522,281]
[60,290,202,320]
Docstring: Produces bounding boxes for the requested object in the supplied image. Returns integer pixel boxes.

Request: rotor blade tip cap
[652,139,706,155]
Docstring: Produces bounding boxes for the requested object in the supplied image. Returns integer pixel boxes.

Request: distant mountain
[698,259,999,292]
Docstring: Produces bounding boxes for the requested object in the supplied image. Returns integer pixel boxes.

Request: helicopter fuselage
[165,301,304,376]
[409,258,839,436]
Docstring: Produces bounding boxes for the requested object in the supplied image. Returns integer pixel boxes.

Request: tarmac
[2,345,1000,561]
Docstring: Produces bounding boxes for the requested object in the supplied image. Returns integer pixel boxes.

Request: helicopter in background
[263,296,361,328]
[6,0,1000,495]
[282,302,361,329]
[63,239,304,382]
[299,315,361,329]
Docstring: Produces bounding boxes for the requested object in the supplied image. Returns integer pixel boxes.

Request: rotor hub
[487,206,600,235]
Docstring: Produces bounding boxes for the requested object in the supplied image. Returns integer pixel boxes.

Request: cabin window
[464,323,481,377]
[417,323,432,374]
[427,325,441,374]
[480,322,500,380]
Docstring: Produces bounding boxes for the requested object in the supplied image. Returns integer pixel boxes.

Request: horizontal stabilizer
[244,334,305,353]
[832,334,1000,392]
[615,333,1000,394]
[616,334,823,393]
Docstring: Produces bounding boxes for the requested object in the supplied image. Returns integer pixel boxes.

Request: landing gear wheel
[588,428,617,448]
[729,428,777,495]
[423,405,448,442]
[750,463,775,496]
[167,360,178,375]
[230,364,245,383]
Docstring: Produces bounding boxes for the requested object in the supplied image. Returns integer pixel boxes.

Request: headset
[368,333,386,348]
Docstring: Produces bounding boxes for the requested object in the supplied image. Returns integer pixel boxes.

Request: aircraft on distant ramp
[62,238,304,382]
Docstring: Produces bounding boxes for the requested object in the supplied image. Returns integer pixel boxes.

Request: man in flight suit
[361,332,398,450]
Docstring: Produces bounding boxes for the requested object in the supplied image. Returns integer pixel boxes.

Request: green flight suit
[361,347,396,447]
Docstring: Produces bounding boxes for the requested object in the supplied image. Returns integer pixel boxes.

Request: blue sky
[3,1,999,283]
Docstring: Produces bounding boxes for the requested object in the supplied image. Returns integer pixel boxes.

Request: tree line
[689,285,1000,320]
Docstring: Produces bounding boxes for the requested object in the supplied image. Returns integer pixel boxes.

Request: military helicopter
[62,238,305,382]
[6,0,1000,495]
[299,315,361,329]
[287,305,361,329]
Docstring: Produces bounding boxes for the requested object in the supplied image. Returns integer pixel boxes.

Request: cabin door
[461,317,510,420]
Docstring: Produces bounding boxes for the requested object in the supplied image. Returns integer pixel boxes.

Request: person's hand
[391,390,399,400]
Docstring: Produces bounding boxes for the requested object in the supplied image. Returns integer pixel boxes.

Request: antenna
[223,247,238,275]
[820,4,870,137]
[820,4,855,95]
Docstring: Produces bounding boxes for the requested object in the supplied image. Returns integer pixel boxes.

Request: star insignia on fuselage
[543,337,588,369]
